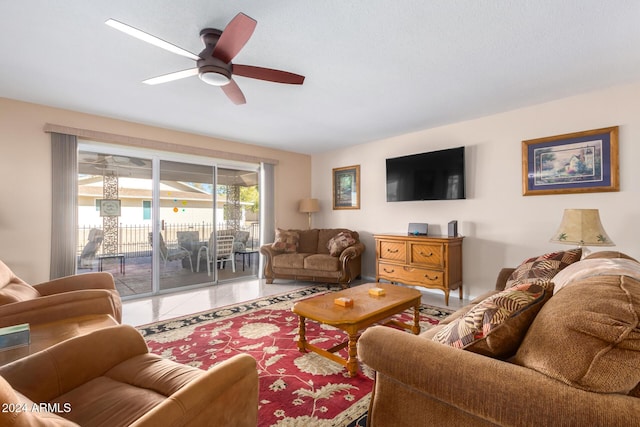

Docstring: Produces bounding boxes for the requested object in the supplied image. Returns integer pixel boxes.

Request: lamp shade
[550,209,614,247]
[299,198,320,213]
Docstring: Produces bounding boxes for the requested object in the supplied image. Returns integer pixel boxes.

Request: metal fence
[78,222,259,258]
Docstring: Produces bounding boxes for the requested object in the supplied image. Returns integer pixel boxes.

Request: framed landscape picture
[522,126,619,196]
[332,165,360,209]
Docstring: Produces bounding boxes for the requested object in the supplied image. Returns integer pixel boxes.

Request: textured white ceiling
[2,1,640,154]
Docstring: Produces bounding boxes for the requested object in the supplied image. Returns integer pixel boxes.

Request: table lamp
[549,209,614,257]
[299,198,319,229]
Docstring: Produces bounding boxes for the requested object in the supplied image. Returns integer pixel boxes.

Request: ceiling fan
[105,13,305,105]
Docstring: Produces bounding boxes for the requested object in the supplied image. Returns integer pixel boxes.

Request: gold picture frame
[522,126,619,196]
[332,165,360,210]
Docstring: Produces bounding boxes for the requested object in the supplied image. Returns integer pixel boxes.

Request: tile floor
[122,278,470,326]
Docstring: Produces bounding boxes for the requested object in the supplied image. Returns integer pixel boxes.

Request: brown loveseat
[359,251,640,426]
[0,260,122,327]
[260,228,365,288]
[0,324,259,426]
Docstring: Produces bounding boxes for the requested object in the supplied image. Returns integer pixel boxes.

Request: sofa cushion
[53,376,165,427]
[431,281,553,358]
[0,377,78,426]
[303,254,340,272]
[505,248,581,288]
[297,229,319,254]
[272,253,308,269]
[513,274,640,394]
[327,231,357,256]
[271,229,299,253]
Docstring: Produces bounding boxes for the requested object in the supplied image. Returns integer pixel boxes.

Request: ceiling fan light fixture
[198,66,231,86]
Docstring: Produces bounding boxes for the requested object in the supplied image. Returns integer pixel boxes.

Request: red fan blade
[221,79,246,105]
[233,64,305,84]
[212,13,257,63]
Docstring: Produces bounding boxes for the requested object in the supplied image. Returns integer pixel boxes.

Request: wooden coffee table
[292,283,421,377]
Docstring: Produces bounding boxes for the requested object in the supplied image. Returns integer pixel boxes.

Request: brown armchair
[0,325,259,426]
[0,260,122,327]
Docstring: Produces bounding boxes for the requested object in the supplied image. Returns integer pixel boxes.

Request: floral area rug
[137,286,454,427]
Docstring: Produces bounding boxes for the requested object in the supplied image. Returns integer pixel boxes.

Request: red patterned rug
[137,286,453,426]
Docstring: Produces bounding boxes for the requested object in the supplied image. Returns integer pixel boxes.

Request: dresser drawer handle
[386,248,399,254]
[383,268,395,273]
[420,251,433,257]
[424,274,439,281]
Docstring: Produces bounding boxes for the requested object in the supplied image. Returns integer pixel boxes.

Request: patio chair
[78,228,103,269]
[218,229,251,252]
[148,232,193,272]
[234,230,251,252]
[197,233,236,276]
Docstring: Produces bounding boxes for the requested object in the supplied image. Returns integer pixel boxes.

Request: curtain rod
[43,123,279,165]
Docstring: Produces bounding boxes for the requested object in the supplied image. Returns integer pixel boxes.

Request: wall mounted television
[386,146,466,201]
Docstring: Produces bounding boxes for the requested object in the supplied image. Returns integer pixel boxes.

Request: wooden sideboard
[374,234,463,305]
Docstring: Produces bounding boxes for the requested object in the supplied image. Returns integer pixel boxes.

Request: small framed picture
[333,165,360,210]
[522,126,619,196]
[98,199,121,217]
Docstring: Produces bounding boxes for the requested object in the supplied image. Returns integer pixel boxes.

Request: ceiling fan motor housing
[197,28,232,86]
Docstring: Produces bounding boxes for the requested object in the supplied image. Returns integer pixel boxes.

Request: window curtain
[258,162,275,278]
[50,133,78,279]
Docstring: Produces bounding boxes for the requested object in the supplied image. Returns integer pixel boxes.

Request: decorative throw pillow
[271,229,299,253]
[505,248,581,289]
[431,281,554,358]
[327,231,356,257]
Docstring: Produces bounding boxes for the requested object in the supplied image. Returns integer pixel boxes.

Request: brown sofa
[0,324,259,426]
[0,260,122,327]
[359,251,640,426]
[260,228,365,288]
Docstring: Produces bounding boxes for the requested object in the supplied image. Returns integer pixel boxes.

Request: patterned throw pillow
[505,248,582,289]
[431,281,554,358]
[271,229,299,253]
[327,231,356,257]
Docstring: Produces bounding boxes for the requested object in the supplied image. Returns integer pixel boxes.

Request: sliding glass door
[216,167,260,277]
[157,160,215,291]
[77,144,261,299]
[77,151,154,297]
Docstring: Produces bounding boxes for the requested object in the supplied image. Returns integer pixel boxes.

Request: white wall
[312,81,640,300]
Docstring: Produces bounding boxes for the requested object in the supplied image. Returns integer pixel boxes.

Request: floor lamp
[299,198,319,230]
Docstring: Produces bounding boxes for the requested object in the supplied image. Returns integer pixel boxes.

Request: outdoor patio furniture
[219,229,252,252]
[233,230,250,252]
[197,233,236,276]
[148,232,193,272]
[78,228,103,269]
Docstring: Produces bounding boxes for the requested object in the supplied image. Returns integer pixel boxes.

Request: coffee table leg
[412,304,420,335]
[297,316,307,353]
[347,333,358,377]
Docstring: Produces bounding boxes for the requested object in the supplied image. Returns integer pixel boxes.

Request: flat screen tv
[386,146,465,201]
